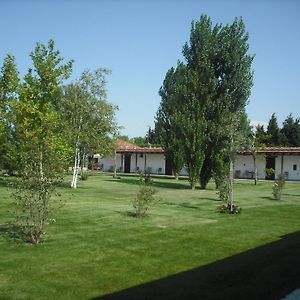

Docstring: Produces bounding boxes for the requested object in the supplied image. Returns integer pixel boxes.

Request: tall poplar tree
[0,54,19,172]
[156,15,254,196]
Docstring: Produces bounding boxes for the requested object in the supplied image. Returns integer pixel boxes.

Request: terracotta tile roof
[240,147,300,155]
[256,147,300,154]
[116,141,300,155]
[115,139,164,153]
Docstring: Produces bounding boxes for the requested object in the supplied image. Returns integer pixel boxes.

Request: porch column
[121,153,123,172]
[144,153,147,173]
[135,153,138,172]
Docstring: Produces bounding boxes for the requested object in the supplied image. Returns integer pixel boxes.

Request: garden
[1,174,300,299]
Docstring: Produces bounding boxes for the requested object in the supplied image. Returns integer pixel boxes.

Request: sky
[1,0,299,137]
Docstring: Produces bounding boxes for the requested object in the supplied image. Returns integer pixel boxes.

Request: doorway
[124,154,131,173]
[265,156,276,180]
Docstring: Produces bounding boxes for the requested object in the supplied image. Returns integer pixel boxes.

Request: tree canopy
[155,15,254,191]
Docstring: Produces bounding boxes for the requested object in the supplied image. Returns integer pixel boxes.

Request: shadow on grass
[161,202,200,210]
[0,223,26,243]
[282,193,300,197]
[114,210,139,218]
[92,231,300,300]
[106,177,193,190]
[260,196,276,201]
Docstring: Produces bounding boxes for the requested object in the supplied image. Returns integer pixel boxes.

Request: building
[235,147,300,181]
[94,140,166,174]
[94,141,300,181]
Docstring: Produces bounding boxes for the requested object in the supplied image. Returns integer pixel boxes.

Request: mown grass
[0,174,300,299]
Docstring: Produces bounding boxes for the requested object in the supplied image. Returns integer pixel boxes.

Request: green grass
[0,174,300,299]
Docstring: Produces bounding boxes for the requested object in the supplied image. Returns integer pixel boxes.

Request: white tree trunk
[71,145,80,188]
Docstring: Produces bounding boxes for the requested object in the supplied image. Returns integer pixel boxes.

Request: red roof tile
[115,140,164,154]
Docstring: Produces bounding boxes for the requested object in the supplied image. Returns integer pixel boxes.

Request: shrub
[272,174,285,200]
[219,203,242,214]
[133,174,157,217]
[80,172,88,181]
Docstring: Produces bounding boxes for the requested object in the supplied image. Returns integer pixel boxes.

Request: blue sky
[1,0,299,137]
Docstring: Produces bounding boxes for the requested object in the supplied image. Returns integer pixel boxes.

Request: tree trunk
[71,145,80,188]
[228,159,234,212]
[113,150,117,178]
[252,152,258,185]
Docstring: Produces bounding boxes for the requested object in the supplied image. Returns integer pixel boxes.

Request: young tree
[13,40,73,244]
[59,69,118,188]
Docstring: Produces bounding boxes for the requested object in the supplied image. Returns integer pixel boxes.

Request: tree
[155,65,186,180]
[13,40,73,244]
[255,124,271,146]
[280,114,300,147]
[0,54,19,173]
[156,15,254,193]
[267,113,280,146]
[59,69,118,188]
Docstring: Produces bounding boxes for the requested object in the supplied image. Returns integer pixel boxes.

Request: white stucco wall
[275,155,300,180]
[96,153,165,174]
[95,152,300,181]
[234,154,266,179]
[96,153,123,172]
[128,153,165,174]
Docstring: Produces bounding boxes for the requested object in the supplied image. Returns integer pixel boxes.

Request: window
[139,153,144,158]
[293,164,297,171]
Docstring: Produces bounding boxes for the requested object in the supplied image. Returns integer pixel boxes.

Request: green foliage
[255,113,300,147]
[8,40,73,244]
[0,54,20,172]
[12,174,64,244]
[265,168,275,178]
[280,114,300,147]
[80,172,89,181]
[156,15,254,190]
[267,113,280,146]
[59,68,118,188]
[272,174,285,200]
[218,203,242,214]
[133,174,157,217]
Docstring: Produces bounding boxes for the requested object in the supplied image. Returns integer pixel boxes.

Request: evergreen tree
[267,113,280,146]
[281,114,300,146]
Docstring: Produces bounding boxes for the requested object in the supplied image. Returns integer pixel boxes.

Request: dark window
[139,153,144,158]
[293,164,297,171]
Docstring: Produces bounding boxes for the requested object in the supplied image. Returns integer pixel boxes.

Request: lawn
[0,174,300,299]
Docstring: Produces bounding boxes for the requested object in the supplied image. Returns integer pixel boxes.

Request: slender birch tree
[59,69,117,188]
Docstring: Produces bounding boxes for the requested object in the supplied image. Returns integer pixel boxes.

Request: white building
[235,148,300,181]
[94,141,300,181]
[94,140,166,174]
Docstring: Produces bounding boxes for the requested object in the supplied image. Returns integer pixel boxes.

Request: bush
[272,174,285,200]
[219,203,242,214]
[133,174,157,217]
[80,172,88,181]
